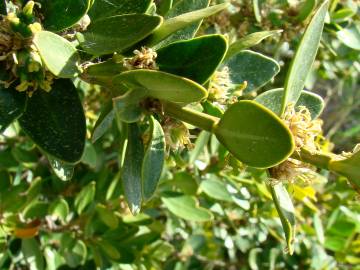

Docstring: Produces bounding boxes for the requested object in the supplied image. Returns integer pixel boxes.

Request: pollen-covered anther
[123,47,158,70]
[208,66,232,102]
[282,103,323,151]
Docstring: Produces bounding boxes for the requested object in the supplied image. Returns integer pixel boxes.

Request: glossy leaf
[156,0,210,48]
[48,156,75,181]
[142,116,165,201]
[92,101,115,143]
[330,150,360,192]
[225,50,280,93]
[225,30,282,61]
[145,3,228,46]
[88,0,152,21]
[162,195,213,222]
[33,31,80,78]
[74,181,96,214]
[113,70,207,103]
[214,101,294,168]
[0,87,27,133]
[255,88,325,119]
[113,88,148,123]
[157,35,228,84]
[39,0,91,31]
[78,14,162,55]
[49,198,69,222]
[269,183,296,255]
[19,79,86,163]
[281,0,329,114]
[122,123,144,215]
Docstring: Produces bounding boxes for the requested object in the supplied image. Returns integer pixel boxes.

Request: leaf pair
[122,117,165,214]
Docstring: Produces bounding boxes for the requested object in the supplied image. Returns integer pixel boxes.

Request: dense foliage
[0,0,359,269]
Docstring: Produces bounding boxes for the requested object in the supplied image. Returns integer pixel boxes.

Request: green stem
[163,102,219,132]
[291,148,335,170]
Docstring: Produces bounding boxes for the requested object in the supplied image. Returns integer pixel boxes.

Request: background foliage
[0,0,359,269]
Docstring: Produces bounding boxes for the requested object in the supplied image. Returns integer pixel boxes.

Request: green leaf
[157,35,228,84]
[113,70,207,103]
[0,87,27,133]
[142,116,165,201]
[225,50,280,93]
[200,178,233,202]
[74,181,96,214]
[145,3,228,46]
[39,0,91,31]
[162,195,213,222]
[22,239,45,270]
[225,30,282,61]
[330,150,360,192]
[23,201,49,219]
[19,79,86,163]
[295,0,316,22]
[157,0,173,16]
[81,142,97,168]
[48,156,75,181]
[92,101,115,143]
[214,101,294,168]
[269,183,296,255]
[255,88,325,119]
[122,123,144,215]
[156,0,210,48]
[337,25,360,50]
[96,204,119,229]
[78,14,162,55]
[88,0,153,21]
[11,147,38,164]
[189,131,211,163]
[62,239,87,268]
[281,0,329,114]
[49,198,69,222]
[113,88,148,123]
[33,31,80,78]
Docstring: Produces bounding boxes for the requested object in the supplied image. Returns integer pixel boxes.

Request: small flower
[123,47,158,70]
[162,118,192,151]
[208,66,232,102]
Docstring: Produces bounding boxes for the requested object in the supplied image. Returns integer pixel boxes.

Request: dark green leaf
[39,0,91,31]
[92,101,115,143]
[113,70,207,103]
[88,0,152,21]
[214,101,294,168]
[142,116,165,201]
[281,0,329,113]
[225,50,280,93]
[0,87,27,133]
[157,35,228,84]
[33,31,80,78]
[122,123,144,215]
[78,14,162,55]
[19,79,86,163]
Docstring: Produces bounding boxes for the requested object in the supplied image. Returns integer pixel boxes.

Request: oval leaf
[88,0,152,21]
[48,155,75,181]
[162,195,213,222]
[214,101,294,168]
[225,50,280,93]
[122,123,144,215]
[255,88,325,119]
[78,14,163,55]
[337,25,360,50]
[74,181,96,214]
[33,31,80,78]
[113,70,207,103]
[18,79,86,163]
[269,183,296,255]
[142,116,165,201]
[157,35,228,84]
[0,87,27,133]
[281,0,329,113]
[92,101,115,143]
[39,0,91,31]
